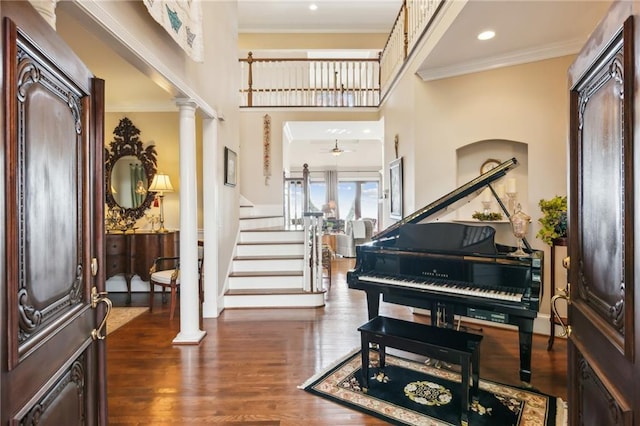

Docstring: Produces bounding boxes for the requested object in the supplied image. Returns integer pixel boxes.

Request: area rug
[107,307,148,335]
[300,349,566,426]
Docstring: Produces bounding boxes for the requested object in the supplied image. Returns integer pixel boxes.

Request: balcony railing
[239,55,381,107]
[240,0,444,108]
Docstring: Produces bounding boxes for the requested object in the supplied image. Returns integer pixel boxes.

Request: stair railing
[283,177,303,228]
[283,164,311,229]
[303,212,324,293]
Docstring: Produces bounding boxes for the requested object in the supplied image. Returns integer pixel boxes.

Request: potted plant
[536,195,567,245]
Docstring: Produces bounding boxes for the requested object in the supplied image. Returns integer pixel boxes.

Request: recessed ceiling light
[477,30,495,41]
[309,4,318,11]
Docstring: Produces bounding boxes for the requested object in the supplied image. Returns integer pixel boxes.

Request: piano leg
[365,290,381,319]
[517,321,534,385]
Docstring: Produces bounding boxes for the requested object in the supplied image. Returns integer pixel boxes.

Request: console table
[105,231,179,303]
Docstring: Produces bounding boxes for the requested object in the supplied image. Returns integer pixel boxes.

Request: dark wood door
[0,2,107,425]
[568,1,639,424]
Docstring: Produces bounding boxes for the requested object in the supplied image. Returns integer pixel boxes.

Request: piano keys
[347,157,543,384]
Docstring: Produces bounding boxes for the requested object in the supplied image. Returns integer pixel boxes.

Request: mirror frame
[105,117,158,221]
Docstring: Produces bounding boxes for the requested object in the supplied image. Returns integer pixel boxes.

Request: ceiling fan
[322,140,353,156]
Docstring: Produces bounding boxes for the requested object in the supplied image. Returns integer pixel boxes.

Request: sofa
[335,219,375,257]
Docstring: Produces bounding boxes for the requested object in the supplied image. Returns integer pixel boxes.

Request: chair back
[345,219,374,242]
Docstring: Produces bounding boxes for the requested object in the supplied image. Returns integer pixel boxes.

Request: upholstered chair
[335,219,374,257]
[149,240,204,320]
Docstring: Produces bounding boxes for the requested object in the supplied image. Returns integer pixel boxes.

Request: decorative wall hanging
[143,0,204,63]
[389,157,403,219]
[394,134,399,159]
[263,114,271,185]
[224,147,237,187]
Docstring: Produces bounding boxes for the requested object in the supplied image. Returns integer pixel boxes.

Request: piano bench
[358,316,482,426]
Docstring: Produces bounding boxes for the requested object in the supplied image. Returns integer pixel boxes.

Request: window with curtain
[309,180,326,212]
[337,180,379,224]
[130,163,146,208]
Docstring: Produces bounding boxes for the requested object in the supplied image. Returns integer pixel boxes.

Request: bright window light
[309,4,318,11]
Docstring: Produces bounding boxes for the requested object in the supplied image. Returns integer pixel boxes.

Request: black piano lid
[373,157,519,242]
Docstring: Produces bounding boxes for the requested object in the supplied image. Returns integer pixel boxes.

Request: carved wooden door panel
[568,2,639,424]
[0,2,107,425]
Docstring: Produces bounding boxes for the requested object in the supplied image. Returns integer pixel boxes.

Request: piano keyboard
[357,274,524,302]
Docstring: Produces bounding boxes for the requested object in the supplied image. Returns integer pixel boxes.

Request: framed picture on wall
[389,157,403,219]
[224,147,237,187]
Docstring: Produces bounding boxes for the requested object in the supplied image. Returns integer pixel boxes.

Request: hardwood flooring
[106,257,567,425]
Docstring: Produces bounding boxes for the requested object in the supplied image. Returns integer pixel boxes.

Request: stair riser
[236,244,304,257]
[239,217,284,230]
[228,275,303,290]
[240,231,304,243]
[223,292,325,308]
[232,258,304,272]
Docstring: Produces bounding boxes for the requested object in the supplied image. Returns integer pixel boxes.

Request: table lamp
[148,173,174,233]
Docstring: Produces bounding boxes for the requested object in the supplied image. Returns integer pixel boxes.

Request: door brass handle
[91,257,98,277]
[562,256,570,269]
[91,287,112,340]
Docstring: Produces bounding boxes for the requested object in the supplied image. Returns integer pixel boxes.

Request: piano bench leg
[360,335,370,388]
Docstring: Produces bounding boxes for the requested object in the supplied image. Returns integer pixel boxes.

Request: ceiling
[284,120,384,170]
[55,0,613,170]
[237,0,402,33]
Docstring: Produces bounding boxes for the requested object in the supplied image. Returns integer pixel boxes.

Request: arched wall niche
[454,139,529,244]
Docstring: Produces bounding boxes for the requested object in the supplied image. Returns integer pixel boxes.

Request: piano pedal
[424,358,455,371]
[455,316,483,334]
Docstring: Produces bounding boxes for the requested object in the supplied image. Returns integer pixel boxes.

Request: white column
[173,98,206,344]
[202,116,221,317]
[28,0,58,29]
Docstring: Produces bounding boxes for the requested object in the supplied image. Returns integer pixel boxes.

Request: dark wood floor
[106,258,567,425]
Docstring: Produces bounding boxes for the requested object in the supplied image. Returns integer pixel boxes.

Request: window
[337,180,379,225]
[308,180,326,212]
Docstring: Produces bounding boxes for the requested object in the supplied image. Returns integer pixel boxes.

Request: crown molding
[105,102,179,113]
[417,38,585,82]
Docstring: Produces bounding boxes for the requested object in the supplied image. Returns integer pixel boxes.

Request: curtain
[143,0,204,63]
[130,164,146,207]
[325,170,339,218]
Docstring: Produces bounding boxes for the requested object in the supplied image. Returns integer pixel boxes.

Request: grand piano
[347,157,543,384]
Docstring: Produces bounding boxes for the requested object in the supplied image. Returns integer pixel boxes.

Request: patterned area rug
[107,307,148,335]
[301,349,566,426]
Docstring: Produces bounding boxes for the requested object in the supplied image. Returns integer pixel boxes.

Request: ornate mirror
[105,117,157,222]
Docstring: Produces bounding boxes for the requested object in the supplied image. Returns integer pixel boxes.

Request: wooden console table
[105,231,179,303]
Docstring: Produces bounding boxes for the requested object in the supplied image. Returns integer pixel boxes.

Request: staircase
[223,202,326,308]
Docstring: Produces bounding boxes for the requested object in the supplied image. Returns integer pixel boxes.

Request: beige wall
[239,33,388,51]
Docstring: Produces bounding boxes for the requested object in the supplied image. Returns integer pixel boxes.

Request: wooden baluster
[247,51,253,107]
[403,0,409,59]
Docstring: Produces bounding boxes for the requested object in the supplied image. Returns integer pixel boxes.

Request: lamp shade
[149,173,174,194]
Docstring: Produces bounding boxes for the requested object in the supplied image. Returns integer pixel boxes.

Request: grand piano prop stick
[348,157,543,385]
